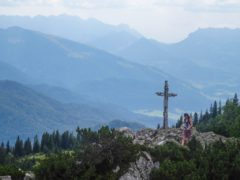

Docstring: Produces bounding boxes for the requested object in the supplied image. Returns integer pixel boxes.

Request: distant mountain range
[0,80,157,143]
[1,15,238,100]
[0,15,141,53]
[0,26,209,114]
[93,119,145,132]
[116,28,240,100]
[1,15,239,143]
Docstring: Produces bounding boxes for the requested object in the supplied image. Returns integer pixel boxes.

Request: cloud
[0,0,130,9]
[1,0,240,12]
[0,0,59,6]
[154,0,240,12]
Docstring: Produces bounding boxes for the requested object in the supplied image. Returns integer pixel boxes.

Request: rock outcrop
[119,127,231,148]
[119,151,159,180]
[117,127,232,180]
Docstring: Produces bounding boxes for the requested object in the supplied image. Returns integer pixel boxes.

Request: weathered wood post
[156,81,177,129]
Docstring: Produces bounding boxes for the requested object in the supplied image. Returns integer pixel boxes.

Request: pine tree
[199,110,203,122]
[218,101,222,115]
[6,141,10,154]
[14,136,24,157]
[54,130,61,148]
[0,145,6,164]
[210,104,213,117]
[193,112,198,126]
[24,138,32,155]
[213,101,218,118]
[233,93,239,106]
[41,132,51,152]
[61,131,70,149]
[1,142,4,148]
[33,135,40,153]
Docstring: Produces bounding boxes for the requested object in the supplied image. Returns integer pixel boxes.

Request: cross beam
[156,81,177,129]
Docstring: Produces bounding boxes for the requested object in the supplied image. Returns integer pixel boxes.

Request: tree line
[176,93,240,137]
[0,130,78,164]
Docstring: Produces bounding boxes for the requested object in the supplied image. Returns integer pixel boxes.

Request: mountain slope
[117,28,240,100]
[0,26,211,118]
[0,61,32,83]
[0,80,157,142]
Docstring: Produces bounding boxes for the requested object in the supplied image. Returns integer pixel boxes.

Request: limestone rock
[117,127,135,139]
[119,151,159,180]
[24,172,35,180]
[0,176,11,180]
[113,166,120,173]
[131,127,231,148]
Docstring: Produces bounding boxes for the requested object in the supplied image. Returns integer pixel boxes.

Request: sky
[1,0,240,42]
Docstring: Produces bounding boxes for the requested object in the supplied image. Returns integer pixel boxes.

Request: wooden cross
[156,81,177,129]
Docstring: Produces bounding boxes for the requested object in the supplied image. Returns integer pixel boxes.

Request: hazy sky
[1,0,240,42]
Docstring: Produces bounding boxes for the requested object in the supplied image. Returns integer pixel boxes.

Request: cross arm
[156,92,164,96]
[168,93,177,97]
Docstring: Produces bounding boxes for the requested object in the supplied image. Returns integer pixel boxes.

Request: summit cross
[156,81,177,129]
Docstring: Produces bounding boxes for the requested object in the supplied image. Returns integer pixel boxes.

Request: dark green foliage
[74,126,142,179]
[233,93,239,106]
[150,139,240,180]
[24,138,32,155]
[0,165,25,180]
[6,141,10,154]
[34,153,74,180]
[14,136,24,157]
[150,142,189,162]
[151,160,199,180]
[178,93,240,138]
[34,126,143,180]
[193,112,198,126]
[0,146,7,164]
[33,136,40,153]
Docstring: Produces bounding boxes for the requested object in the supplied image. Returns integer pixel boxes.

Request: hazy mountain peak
[184,27,240,44]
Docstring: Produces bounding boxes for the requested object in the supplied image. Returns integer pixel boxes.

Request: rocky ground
[118,127,231,148]
[117,127,233,180]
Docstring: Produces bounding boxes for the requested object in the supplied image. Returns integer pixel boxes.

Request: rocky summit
[117,127,232,180]
[118,127,231,148]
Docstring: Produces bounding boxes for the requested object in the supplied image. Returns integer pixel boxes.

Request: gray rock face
[132,128,183,147]
[24,172,35,180]
[118,127,231,148]
[0,176,11,180]
[117,127,135,139]
[119,151,159,180]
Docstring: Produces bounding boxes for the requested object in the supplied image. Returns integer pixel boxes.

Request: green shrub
[0,165,25,180]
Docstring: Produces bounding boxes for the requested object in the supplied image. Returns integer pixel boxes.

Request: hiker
[181,113,193,145]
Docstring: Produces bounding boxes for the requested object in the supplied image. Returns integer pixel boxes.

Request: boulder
[119,151,159,180]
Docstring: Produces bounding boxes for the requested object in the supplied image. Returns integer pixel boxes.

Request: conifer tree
[6,141,10,154]
[14,136,24,157]
[233,93,239,106]
[1,142,4,148]
[218,101,222,115]
[193,112,198,126]
[33,135,40,153]
[24,138,32,155]
[213,101,218,118]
